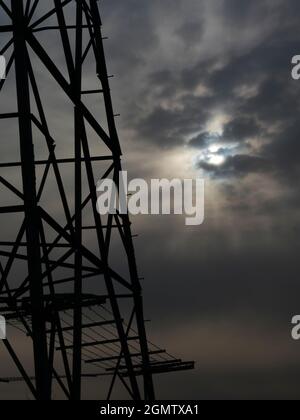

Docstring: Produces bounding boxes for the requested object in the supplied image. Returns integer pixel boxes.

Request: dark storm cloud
[189,132,218,149]
[161,39,294,150]
[188,116,260,149]
[198,154,273,177]
[114,0,300,184]
[101,0,300,184]
[176,20,205,46]
[266,123,300,172]
[222,117,261,143]
[135,96,210,147]
[101,0,159,68]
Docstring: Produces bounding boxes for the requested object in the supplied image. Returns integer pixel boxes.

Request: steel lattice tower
[0,0,194,400]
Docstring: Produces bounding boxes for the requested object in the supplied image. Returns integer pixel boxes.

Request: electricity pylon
[0,0,194,400]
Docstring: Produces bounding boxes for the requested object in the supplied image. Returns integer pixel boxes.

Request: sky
[1,0,300,400]
[98,0,300,399]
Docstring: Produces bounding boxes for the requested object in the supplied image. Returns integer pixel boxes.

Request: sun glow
[208,144,221,153]
[207,154,225,166]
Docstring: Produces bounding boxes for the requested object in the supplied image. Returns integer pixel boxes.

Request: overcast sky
[95,0,300,399]
[1,0,300,400]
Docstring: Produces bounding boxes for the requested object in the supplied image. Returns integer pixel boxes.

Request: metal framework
[0,0,194,400]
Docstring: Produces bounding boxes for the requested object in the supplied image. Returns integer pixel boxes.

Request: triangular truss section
[0,0,194,400]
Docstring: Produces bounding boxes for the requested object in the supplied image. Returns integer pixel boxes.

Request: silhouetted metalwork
[0,0,194,400]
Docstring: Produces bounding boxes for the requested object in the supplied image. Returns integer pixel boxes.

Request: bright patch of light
[208,144,221,153]
[207,154,225,166]
[206,114,229,136]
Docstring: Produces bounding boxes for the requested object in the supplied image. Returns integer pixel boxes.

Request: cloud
[189,132,220,149]
[106,0,300,187]
[198,154,273,177]
[222,117,261,142]
[176,20,205,46]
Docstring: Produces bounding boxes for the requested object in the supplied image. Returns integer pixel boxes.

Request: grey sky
[1,0,300,400]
